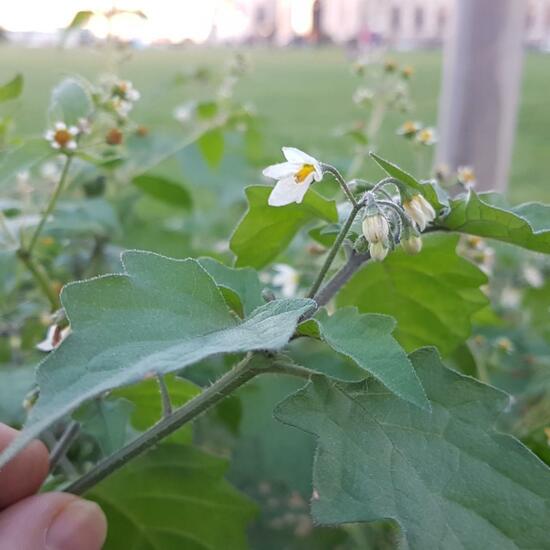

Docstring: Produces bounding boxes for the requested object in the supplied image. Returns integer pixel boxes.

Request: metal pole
[436,0,526,192]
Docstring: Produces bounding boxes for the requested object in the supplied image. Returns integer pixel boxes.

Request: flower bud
[369,240,389,261]
[403,194,436,231]
[362,212,389,243]
[106,128,123,146]
[401,234,422,255]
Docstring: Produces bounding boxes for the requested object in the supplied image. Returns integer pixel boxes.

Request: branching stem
[307,201,363,299]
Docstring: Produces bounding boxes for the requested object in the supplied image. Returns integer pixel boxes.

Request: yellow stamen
[294,164,315,184]
[54,129,71,146]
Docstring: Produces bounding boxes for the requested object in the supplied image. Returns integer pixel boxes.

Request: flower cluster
[397,121,437,145]
[263,147,438,262]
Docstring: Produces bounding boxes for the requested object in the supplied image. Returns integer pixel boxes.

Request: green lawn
[0,45,548,204]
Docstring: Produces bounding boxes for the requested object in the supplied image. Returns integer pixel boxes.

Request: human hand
[0,423,107,550]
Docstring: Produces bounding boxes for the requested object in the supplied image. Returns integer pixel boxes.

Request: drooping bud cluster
[402,193,436,231]
[361,195,391,261]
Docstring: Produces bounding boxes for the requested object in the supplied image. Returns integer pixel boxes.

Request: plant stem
[16,249,59,311]
[307,202,363,299]
[313,250,371,307]
[65,353,258,495]
[27,155,73,255]
[321,164,358,206]
[156,373,172,417]
[49,421,80,473]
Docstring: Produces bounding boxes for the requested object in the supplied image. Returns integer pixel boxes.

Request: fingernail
[46,499,107,550]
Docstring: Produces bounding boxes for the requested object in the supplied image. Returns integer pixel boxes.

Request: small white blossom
[113,79,140,102]
[369,241,389,262]
[272,264,299,298]
[352,87,373,106]
[112,97,133,118]
[415,127,437,146]
[77,117,92,135]
[397,120,421,138]
[457,166,476,189]
[523,265,544,288]
[174,102,196,125]
[403,194,436,231]
[263,147,323,207]
[362,213,389,243]
[36,324,70,352]
[401,234,422,255]
[44,122,78,151]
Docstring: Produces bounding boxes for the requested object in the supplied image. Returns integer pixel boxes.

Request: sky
[0,0,314,43]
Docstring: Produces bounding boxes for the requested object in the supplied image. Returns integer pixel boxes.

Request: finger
[0,423,49,510]
[0,492,107,550]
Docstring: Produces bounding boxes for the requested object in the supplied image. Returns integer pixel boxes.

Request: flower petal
[282,147,317,166]
[268,176,310,207]
[262,162,297,180]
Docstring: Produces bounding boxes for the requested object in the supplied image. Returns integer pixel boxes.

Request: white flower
[44,122,78,151]
[369,241,389,261]
[403,194,436,231]
[263,147,323,207]
[397,120,421,138]
[352,87,373,106]
[523,265,544,288]
[112,97,133,117]
[362,213,389,243]
[415,127,437,146]
[174,102,196,125]
[113,79,140,102]
[457,166,476,189]
[36,324,70,352]
[272,264,299,298]
[77,117,92,135]
[401,234,422,255]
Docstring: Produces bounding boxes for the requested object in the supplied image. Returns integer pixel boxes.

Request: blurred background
[0,0,548,203]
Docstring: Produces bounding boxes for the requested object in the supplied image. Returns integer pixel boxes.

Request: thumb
[0,492,107,550]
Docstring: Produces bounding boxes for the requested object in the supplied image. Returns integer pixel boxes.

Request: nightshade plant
[1,60,550,550]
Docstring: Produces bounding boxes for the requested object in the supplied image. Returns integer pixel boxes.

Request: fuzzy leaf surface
[0,251,314,467]
[275,348,550,549]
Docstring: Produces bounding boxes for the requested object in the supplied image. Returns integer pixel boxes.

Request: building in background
[239,0,550,49]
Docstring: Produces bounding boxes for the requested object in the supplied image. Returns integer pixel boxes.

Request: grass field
[0,45,548,204]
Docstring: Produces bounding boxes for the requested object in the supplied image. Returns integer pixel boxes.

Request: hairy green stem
[307,202,363,299]
[65,353,257,495]
[16,250,59,311]
[27,155,73,255]
[321,164,358,206]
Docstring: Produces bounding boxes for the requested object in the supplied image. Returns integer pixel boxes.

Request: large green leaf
[313,308,429,409]
[0,74,23,103]
[132,173,192,210]
[370,152,448,210]
[0,251,314,468]
[199,257,264,316]
[48,77,93,125]
[275,348,550,549]
[441,191,550,253]
[88,444,256,550]
[337,234,488,356]
[0,139,53,188]
[230,185,338,268]
[198,128,224,168]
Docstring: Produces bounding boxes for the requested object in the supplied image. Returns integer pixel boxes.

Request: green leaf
[275,348,550,549]
[75,398,134,456]
[0,139,53,188]
[114,375,199,443]
[338,234,488,356]
[0,365,35,427]
[66,10,94,31]
[313,308,429,409]
[0,251,314,468]
[230,186,338,268]
[198,128,224,168]
[0,74,23,103]
[132,173,192,210]
[441,191,550,253]
[88,444,257,550]
[370,152,448,210]
[199,257,264,316]
[49,77,93,125]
